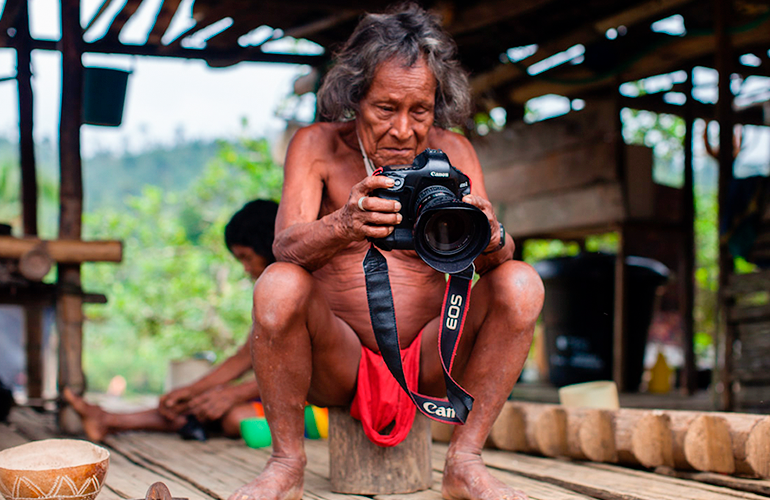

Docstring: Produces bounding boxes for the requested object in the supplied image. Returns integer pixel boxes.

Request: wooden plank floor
[3,407,770,500]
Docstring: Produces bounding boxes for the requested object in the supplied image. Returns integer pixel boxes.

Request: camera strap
[363,245,474,425]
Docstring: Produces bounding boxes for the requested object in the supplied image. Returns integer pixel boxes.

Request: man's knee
[252,262,314,332]
[483,260,544,327]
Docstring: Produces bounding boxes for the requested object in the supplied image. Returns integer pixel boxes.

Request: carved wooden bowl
[0,439,109,500]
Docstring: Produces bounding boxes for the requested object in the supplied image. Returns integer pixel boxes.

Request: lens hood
[414,199,490,274]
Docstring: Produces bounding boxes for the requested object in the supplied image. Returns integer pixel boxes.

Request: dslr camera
[371,148,491,274]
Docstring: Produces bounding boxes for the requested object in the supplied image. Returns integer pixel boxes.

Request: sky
[0,0,315,157]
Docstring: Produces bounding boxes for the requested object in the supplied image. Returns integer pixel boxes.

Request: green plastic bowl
[240,417,271,448]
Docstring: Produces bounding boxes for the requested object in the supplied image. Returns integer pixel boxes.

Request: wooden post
[16,0,37,237]
[680,68,696,395]
[714,0,735,411]
[328,408,432,495]
[57,0,86,425]
[24,304,44,403]
[613,227,627,392]
[613,89,628,393]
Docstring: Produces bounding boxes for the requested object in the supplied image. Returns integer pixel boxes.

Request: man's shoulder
[287,122,357,171]
[429,127,473,150]
[291,122,352,149]
[428,127,476,163]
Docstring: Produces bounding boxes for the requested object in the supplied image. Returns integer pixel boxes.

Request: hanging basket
[83,67,131,127]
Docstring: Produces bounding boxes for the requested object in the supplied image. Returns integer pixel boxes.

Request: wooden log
[669,411,734,473]
[487,400,527,451]
[512,402,568,457]
[328,407,432,495]
[614,409,674,468]
[726,414,770,478]
[565,408,617,463]
[0,236,122,263]
[18,243,53,280]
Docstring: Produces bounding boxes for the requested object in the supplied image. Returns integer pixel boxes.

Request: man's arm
[272,125,401,271]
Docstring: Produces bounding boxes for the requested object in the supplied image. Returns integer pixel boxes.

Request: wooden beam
[100,0,143,43]
[446,0,556,35]
[83,0,114,32]
[714,0,735,412]
[1,37,327,66]
[470,0,699,97]
[283,10,360,39]
[0,0,22,42]
[619,95,766,125]
[593,0,696,33]
[57,0,86,405]
[0,236,123,262]
[16,0,37,237]
[679,69,697,395]
[505,15,770,105]
[146,0,184,45]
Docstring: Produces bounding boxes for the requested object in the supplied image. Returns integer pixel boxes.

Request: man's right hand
[340,175,402,242]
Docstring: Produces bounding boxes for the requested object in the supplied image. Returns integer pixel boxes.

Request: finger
[361,225,396,239]
[363,196,402,213]
[364,212,402,226]
[362,174,396,191]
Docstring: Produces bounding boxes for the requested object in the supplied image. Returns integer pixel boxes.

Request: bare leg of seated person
[63,387,186,442]
[228,263,361,500]
[418,261,543,500]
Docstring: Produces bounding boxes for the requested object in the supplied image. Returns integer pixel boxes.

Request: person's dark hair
[317,2,471,129]
[224,199,279,263]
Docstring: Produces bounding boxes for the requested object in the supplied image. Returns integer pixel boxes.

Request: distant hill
[0,137,221,212]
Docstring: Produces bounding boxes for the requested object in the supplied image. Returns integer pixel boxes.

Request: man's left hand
[462,194,504,254]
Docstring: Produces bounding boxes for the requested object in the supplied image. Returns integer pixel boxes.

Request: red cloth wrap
[350,330,422,447]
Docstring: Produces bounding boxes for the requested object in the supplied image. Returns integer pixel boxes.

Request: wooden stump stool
[328,407,433,495]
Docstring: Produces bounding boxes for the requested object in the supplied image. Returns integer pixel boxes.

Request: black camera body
[371,148,490,274]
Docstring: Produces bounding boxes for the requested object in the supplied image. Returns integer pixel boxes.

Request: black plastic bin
[533,253,669,391]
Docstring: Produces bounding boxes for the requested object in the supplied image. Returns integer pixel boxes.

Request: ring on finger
[357,196,367,211]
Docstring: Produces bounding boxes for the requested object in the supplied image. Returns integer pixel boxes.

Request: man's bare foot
[442,449,529,500]
[62,388,109,442]
[227,456,305,500]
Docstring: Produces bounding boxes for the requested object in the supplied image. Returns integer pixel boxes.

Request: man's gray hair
[316,2,472,129]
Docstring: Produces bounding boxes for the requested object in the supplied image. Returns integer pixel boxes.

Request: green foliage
[81,136,282,394]
[83,141,222,211]
[522,233,619,264]
[621,108,686,187]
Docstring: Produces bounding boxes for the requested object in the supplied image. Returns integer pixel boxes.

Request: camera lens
[423,210,474,255]
[413,193,490,274]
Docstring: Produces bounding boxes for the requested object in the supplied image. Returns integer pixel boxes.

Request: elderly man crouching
[230,4,544,500]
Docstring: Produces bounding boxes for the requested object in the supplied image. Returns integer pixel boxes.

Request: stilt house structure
[0,0,768,412]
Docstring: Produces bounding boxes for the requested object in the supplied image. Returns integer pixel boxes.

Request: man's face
[357,57,436,168]
[230,244,269,280]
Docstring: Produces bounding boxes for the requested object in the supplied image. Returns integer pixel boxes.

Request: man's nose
[389,112,413,141]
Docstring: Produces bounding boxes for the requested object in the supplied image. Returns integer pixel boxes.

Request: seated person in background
[64,199,279,442]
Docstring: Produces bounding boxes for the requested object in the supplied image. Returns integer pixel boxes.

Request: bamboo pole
[16,0,37,236]
[0,236,123,263]
[57,0,86,433]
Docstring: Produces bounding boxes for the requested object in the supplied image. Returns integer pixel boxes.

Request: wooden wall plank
[502,183,624,238]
